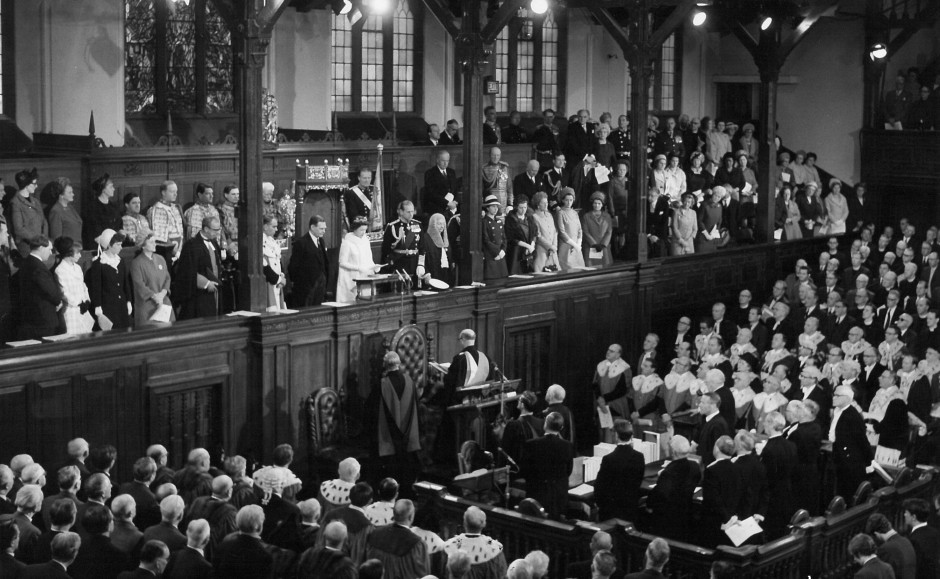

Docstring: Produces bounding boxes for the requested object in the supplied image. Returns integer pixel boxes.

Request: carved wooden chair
[390,324,429,394]
[306,387,352,465]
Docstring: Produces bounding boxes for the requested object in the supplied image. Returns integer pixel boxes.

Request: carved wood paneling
[150,383,222,465]
[504,316,554,392]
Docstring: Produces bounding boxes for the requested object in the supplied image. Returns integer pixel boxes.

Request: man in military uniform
[501,111,529,144]
[381,200,425,282]
[531,109,561,169]
[344,167,376,227]
[654,117,685,160]
[539,152,568,211]
[610,114,631,164]
[482,147,513,213]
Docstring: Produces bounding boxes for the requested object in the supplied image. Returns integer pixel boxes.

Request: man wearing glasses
[173,216,223,320]
[829,384,872,500]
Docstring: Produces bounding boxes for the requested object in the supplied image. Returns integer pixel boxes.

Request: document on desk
[724,516,763,547]
[597,406,614,429]
[569,483,594,497]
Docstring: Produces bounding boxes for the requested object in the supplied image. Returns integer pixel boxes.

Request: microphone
[395,269,407,284]
[400,269,413,288]
[497,447,518,468]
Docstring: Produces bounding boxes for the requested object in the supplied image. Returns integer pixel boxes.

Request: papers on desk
[597,406,614,429]
[509,274,534,279]
[227,310,263,317]
[583,456,602,483]
[43,333,75,342]
[594,442,616,458]
[632,439,660,464]
[6,339,42,347]
[429,362,451,375]
[724,516,764,547]
[276,308,300,314]
[412,291,437,296]
[319,301,352,308]
[569,483,594,498]
[454,285,476,289]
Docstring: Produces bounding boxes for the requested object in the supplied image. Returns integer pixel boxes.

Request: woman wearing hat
[421,213,453,285]
[482,194,508,280]
[738,123,758,165]
[582,191,613,266]
[714,152,744,195]
[530,192,558,272]
[671,193,697,256]
[663,153,686,204]
[774,152,795,194]
[83,173,124,250]
[505,196,537,275]
[47,178,83,243]
[824,179,849,234]
[10,168,47,257]
[129,232,174,327]
[695,186,723,254]
[337,216,383,303]
[703,118,731,166]
[795,182,823,239]
[51,236,94,335]
[775,184,802,241]
[555,188,585,271]
[685,152,712,202]
[648,154,668,198]
[85,228,132,330]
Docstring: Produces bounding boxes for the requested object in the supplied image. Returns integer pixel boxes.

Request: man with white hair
[507,558,532,579]
[164,519,212,579]
[9,455,33,499]
[365,499,428,578]
[319,457,361,514]
[513,160,542,203]
[443,506,507,579]
[146,445,174,493]
[542,384,575,444]
[591,550,618,579]
[64,439,91,480]
[625,537,669,578]
[142,495,186,552]
[593,343,632,443]
[23,531,81,578]
[75,473,111,539]
[831,384,873,499]
[524,550,549,579]
[172,449,212,506]
[41,466,81,530]
[213,505,273,578]
[648,435,701,542]
[297,498,321,549]
[565,531,615,579]
[186,475,237,558]
[760,411,798,540]
[109,494,143,555]
[296,521,356,579]
[1,485,43,563]
[0,465,16,515]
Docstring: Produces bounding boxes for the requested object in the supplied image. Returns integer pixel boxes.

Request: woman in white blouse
[51,237,94,334]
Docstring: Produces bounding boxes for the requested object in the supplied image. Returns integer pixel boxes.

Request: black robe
[85,258,131,330]
[173,235,222,320]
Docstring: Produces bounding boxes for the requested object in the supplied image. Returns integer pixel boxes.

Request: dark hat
[91,173,111,195]
[514,194,529,207]
[483,194,500,208]
[589,191,606,204]
[14,168,38,190]
[722,152,735,162]
[738,352,759,372]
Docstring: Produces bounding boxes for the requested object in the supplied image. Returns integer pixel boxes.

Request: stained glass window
[491,8,566,114]
[330,0,422,113]
[125,0,156,114]
[124,0,232,115]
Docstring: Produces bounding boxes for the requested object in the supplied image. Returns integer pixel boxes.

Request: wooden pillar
[234,22,270,311]
[458,0,486,283]
[628,55,652,262]
[755,66,778,243]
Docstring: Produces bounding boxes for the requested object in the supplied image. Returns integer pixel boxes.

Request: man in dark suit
[23,531,80,579]
[793,366,832,431]
[419,123,441,147]
[701,436,742,548]
[213,505,273,579]
[110,495,144,559]
[288,215,330,307]
[118,458,158,532]
[521,412,574,519]
[0,518,26,576]
[483,106,501,145]
[439,119,462,145]
[760,412,798,540]
[828,300,857,347]
[1,485,43,564]
[789,400,824,515]
[831,385,873,500]
[850,533,901,579]
[422,150,457,218]
[16,235,62,339]
[185,475,237,559]
[694,391,730,465]
[40,466,82,531]
[118,540,170,579]
[317,482,374,566]
[34,498,76,564]
[903,498,940,579]
[920,252,940,301]
[860,348,888,409]
[732,431,767,537]
[594,420,645,522]
[173,216,223,320]
[865,513,917,579]
[512,160,543,203]
[142,496,187,553]
[624,537,670,579]
[68,504,134,579]
[653,435,705,543]
[164,519,213,579]
[565,531,625,579]
[711,302,738,350]
[539,152,569,210]
[565,109,595,164]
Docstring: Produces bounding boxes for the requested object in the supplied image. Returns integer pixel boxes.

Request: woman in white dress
[824,179,849,234]
[51,236,94,334]
[262,216,286,311]
[531,191,558,272]
[337,216,383,303]
[556,187,585,271]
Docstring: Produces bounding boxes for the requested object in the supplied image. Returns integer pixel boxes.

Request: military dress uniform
[482,213,508,280]
[482,161,513,212]
[532,123,561,168]
[610,128,631,163]
[381,217,425,280]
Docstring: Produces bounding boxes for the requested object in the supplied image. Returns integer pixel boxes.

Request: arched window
[331,0,423,113]
[493,8,567,114]
[124,0,233,115]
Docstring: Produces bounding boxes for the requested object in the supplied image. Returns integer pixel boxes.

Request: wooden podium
[446,379,521,454]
